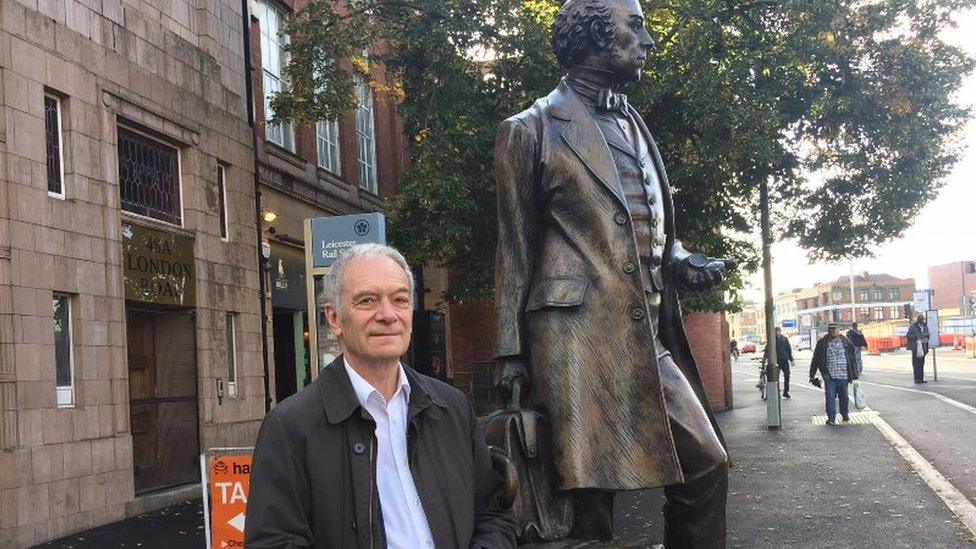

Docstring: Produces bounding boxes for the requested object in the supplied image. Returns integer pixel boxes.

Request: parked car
[791,334,812,351]
[740,342,757,354]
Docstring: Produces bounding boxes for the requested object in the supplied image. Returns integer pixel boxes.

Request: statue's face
[604,0,655,84]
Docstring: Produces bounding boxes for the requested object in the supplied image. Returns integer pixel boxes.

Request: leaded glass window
[118,127,182,225]
[45,95,64,196]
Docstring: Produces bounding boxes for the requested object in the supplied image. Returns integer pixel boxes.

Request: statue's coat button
[614,213,627,225]
[623,262,636,274]
[353,443,366,455]
[632,308,646,321]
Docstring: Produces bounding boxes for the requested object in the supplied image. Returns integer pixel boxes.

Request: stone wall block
[41,408,73,445]
[76,472,105,511]
[61,440,92,478]
[90,437,114,473]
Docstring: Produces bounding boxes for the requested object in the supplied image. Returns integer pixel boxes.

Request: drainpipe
[241,0,273,412]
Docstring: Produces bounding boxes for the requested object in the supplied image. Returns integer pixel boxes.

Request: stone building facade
[0,0,266,544]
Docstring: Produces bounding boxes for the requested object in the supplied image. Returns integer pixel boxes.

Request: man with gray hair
[246,244,515,548]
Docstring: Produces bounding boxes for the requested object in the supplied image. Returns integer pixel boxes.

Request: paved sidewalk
[37,361,976,548]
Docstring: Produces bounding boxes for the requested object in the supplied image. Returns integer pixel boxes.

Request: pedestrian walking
[730,339,739,361]
[809,323,859,425]
[245,244,515,548]
[906,313,930,383]
[767,327,794,398]
[847,322,868,376]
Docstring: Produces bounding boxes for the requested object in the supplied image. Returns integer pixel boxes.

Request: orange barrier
[865,336,907,354]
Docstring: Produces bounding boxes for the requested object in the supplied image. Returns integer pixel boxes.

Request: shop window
[226,313,238,397]
[316,119,341,174]
[118,127,182,226]
[45,94,65,197]
[53,294,74,407]
[218,165,229,240]
[356,78,377,193]
[259,1,295,151]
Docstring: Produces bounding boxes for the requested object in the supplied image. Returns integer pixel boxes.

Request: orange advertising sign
[209,454,252,548]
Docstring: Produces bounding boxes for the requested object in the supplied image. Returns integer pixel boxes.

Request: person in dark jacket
[767,327,794,398]
[906,314,930,383]
[245,244,515,548]
[809,323,859,424]
[846,322,868,376]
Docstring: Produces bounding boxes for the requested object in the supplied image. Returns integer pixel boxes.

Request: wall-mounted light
[262,209,279,223]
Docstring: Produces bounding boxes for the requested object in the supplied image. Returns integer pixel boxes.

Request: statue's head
[553,0,655,86]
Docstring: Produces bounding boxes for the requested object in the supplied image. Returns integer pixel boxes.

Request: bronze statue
[491,0,730,545]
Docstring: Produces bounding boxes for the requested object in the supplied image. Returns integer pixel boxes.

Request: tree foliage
[272,0,972,310]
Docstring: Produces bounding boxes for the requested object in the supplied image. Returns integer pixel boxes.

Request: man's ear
[589,19,611,50]
[325,303,342,339]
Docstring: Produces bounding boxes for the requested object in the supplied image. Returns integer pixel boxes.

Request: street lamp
[760,177,781,429]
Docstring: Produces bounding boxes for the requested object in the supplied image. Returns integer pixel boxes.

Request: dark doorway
[273,309,310,403]
[126,308,200,493]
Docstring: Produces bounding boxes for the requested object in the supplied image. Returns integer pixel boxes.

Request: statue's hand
[676,254,731,292]
[494,358,529,407]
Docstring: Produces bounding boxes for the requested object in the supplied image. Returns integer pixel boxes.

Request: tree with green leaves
[272,0,972,310]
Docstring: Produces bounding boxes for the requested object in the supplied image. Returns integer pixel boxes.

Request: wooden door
[127,309,200,493]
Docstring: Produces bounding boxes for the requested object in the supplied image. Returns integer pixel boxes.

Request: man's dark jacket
[906,321,930,355]
[768,335,793,367]
[244,356,516,548]
[809,335,859,381]
[846,329,867,348]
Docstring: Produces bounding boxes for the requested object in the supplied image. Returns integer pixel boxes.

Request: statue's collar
[564,67,618,106]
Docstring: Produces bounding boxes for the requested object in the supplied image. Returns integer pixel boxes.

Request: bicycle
[756,357,768,401]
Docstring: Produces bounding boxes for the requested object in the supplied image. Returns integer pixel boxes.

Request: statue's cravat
[565,73,629,115]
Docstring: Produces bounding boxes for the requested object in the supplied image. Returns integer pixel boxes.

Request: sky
[742,8,976,301]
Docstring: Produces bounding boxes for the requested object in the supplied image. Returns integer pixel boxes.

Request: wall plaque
[123,223,196,306]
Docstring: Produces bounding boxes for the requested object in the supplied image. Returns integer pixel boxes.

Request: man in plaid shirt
[809,323,859,425]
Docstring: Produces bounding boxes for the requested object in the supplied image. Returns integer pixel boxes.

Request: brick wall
[929,262,976,312]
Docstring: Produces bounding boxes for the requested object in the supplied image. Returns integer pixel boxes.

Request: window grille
[45,95,64,196]
[118,127,182,225]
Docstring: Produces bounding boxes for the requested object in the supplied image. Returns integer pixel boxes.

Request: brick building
[792,272,916,329]
[0,0,267,544]
[246,0,409,406]
[928,260,976,314]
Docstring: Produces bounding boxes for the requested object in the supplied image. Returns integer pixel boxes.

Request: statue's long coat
[493,80,726,491]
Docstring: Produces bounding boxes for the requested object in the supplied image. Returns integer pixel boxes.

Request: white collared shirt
[344,360,435,549]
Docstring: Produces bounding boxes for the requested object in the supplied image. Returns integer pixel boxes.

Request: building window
[53,294,74,407]
[218,165,229,240]
[356,79,377,193]
[226,313,238,397]
[888,288,899,300]
[860,307,869,319]
[316,119,341,174]
[873,306,883,320]
[859,288,869,301]
[45,94,65,197]
[889,306,899,319]
[118,127,182,226]
[832,290,843,301]
[874,288,883,300]
[260,1,294,151]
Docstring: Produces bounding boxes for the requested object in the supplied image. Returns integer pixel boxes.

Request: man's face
[326,255,413,368]
[603,0,654,84]
[828,327,838,338]
[917,314,925,324]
